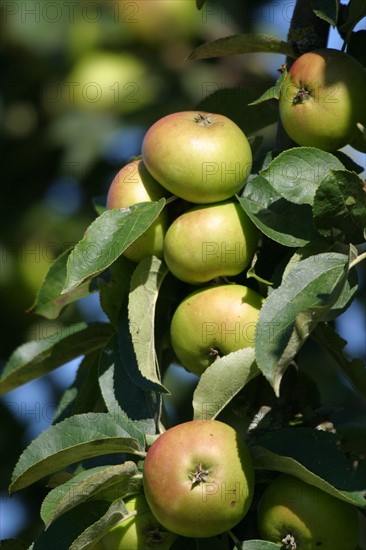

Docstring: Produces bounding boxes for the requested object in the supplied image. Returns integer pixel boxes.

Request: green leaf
[255,253,349,395]
[312,0,339,26]
[99,256,135,327]
[99,336,157,436]
[238,177,318,247]
[188,33,296,61]
[0,541,30,550]
[0,323,114,395]
[32,500,114,550]
[339,0,366,41]
[240,542,282,550]
[30,249,95,320]
[193,348,259,420]
[313,170,366,244]
[260,147,344,205]
[69,498,130,550]
[40,462,140,528]
[128,256,169,390]
[251,427,366,507]
[312,324,366,398]
[63,200,165,293]
[10,413,144,492]
[248,69,287,106]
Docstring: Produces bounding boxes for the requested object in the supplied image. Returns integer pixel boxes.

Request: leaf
[0,541,30,550]
[251,427,366,507]
[99,256,135,327]
[128,256,169,389]
[63,200,166,293]
[193,348,259,420]
[255,252,349,395]
[99,336,158,435]
[32,500,114,550]
[312,0,339,26]
[238,177,318,247]
[40,462,140,528]
[248,69,287,106]
[10,412,144,493]
[196,0,206,8]
[312,324,366,398]
[240,542,282,550]
[188,33,296,61]
[260,147,344,205]
[0,323,114,395]
[339,0,366,40]
[313,170,366,244]
[69,498,129,550]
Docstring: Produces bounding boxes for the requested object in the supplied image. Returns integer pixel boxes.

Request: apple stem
[228,529,241,548]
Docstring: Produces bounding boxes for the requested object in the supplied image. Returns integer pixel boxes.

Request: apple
[142,112,252,204]
[62,51,160,113]
[257,474,360,550]
[163,200,259,284]
[279,49,366,151]
[99,494,177,549]
[143,419,255,538]
[107,159,169,262]
[170,284,263,376]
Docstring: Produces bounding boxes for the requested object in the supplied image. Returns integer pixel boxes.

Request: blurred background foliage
[0,0,365,543]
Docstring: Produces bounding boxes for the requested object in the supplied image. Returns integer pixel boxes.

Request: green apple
[107,159,169,262]
[99,494,177,549]
[257,474,360,550]
[279,49,366,151]
[164,200,259,284]
[143,420,255,538]
[142,111,252,204]
[170,284,263,376]
[62,51,159,112]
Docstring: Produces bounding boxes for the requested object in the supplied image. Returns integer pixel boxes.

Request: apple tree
[1,0,366,548]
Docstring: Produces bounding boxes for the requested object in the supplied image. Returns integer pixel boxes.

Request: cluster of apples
[107,111,264,377]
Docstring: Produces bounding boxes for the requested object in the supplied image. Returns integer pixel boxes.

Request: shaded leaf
[40,462,140,528]
[255,253,349,395]
[99,256,135,327]
[248,70,287,106]
[30,249,95,320]
[128,256,169,390]
[193,349,259,420]
[313,170,366,243]
[10,413,144,492]
[63,200,165,293]
[188,33,295,61]
[251,427,366,507]
[99,335,157,435]
[339,0,366,40]
[0,323,114,395]
[238,177,318,247]
[260,147,344,205]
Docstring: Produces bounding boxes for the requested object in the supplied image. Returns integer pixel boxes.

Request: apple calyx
[146,526,169,546]
[209,347,222,361]
[293,85,311,105]
[193,113,213,126]
[282,534,297,550]
[189,463,210,488]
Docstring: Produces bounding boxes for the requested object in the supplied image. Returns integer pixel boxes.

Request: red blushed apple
[106,159,169,262]
[143,420,255,539]
[141,111,252,204]
[279,49,366,151]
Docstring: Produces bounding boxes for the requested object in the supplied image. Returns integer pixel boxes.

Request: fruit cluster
[107,111,263,377]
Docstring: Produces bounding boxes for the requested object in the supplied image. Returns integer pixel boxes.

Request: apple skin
[279,49,366,151]
[257,474,360,550]
[99,494,177,549]
[107,159,169,262]
[143,419,255,539]
[170,284,263,376]
[163,200,259,284]
[142,112,252,204]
